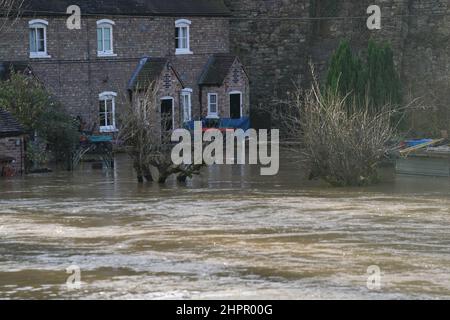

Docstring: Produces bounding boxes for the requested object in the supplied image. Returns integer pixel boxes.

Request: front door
[230,93,241,119]
[161,98,173,142]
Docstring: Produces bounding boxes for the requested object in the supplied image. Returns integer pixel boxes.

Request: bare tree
[283,67,400,186]
[0,0,24,34]
[120,82,205,184]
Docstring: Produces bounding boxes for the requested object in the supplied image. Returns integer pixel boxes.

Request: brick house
[0,109,26,177]
[0,0,250,135]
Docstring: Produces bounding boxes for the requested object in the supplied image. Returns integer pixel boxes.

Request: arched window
[97,19,116,57]
[99,92,117,132]
[29,19,50,58]
[175,19,192,55]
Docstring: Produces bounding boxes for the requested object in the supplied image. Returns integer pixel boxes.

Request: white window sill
[97,52,117,58]
[206,115,219,119]
[100,127,118,133]
[175,49,193,55]
[30,53,51,59]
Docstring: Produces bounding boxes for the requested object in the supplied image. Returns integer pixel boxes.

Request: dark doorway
[161,98,173,142]
[230,93,242,119]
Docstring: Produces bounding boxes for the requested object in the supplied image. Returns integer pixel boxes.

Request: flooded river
[0,154,449,299]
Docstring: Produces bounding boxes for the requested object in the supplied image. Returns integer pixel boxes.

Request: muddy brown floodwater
[0,154,449,299]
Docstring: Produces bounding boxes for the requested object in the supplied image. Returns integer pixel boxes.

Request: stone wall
[224,0,311,113]
[400,0,450,134]
[226,0,450,133]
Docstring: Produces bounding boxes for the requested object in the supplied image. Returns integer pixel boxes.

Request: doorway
[229,92,242,119]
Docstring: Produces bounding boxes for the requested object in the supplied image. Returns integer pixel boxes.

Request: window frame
[175,19,192,55]
[181,88,192,123]
[98,91,118,132]
[207,93,219,119]
[160,96,175,131]
[29,19,50,59]
[96,19,116,57]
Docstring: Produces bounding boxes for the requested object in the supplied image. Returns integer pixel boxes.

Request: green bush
[326,40,402,111]
[0,71,80,168]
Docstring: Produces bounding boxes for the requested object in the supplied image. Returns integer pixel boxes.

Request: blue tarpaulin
[184,117,251,131]
[88,135,113,143]
[405,139,433,147]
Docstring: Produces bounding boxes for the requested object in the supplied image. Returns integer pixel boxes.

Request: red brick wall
[200,59,249,118]
[0,16,230,128]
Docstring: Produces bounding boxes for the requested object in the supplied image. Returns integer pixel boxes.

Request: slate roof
[198,54,238,86]
[128,57,183,90]
[0,109,25,138]
[21,0,231,17]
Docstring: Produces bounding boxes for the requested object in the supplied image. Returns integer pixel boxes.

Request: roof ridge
[21,0,232,17]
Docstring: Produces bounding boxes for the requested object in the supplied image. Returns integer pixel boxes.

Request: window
[207,93,218,118]
[99,92,117,132]
[181,89,192,122]
[29,20,50,58]
[97,20,116,57]
[175,19,192,55]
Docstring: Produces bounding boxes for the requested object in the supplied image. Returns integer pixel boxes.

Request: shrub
[0,71,80,168]
[297,78,395,186]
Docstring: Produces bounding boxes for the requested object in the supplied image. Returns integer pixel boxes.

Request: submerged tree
[120,83,205,184]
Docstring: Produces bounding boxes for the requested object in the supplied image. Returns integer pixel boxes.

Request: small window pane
[99,101,106,126]
[181,27,188,48]
[99,100,104,112]
[97,28,103,51]
[30,29,36,52]
[106,111,112,126]
[104,28,111,51]
[38,38,45,52]
[175,28,180,49]
[100,113,106,126]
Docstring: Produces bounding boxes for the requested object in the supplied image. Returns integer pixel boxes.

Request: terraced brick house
[0,0,250,135]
